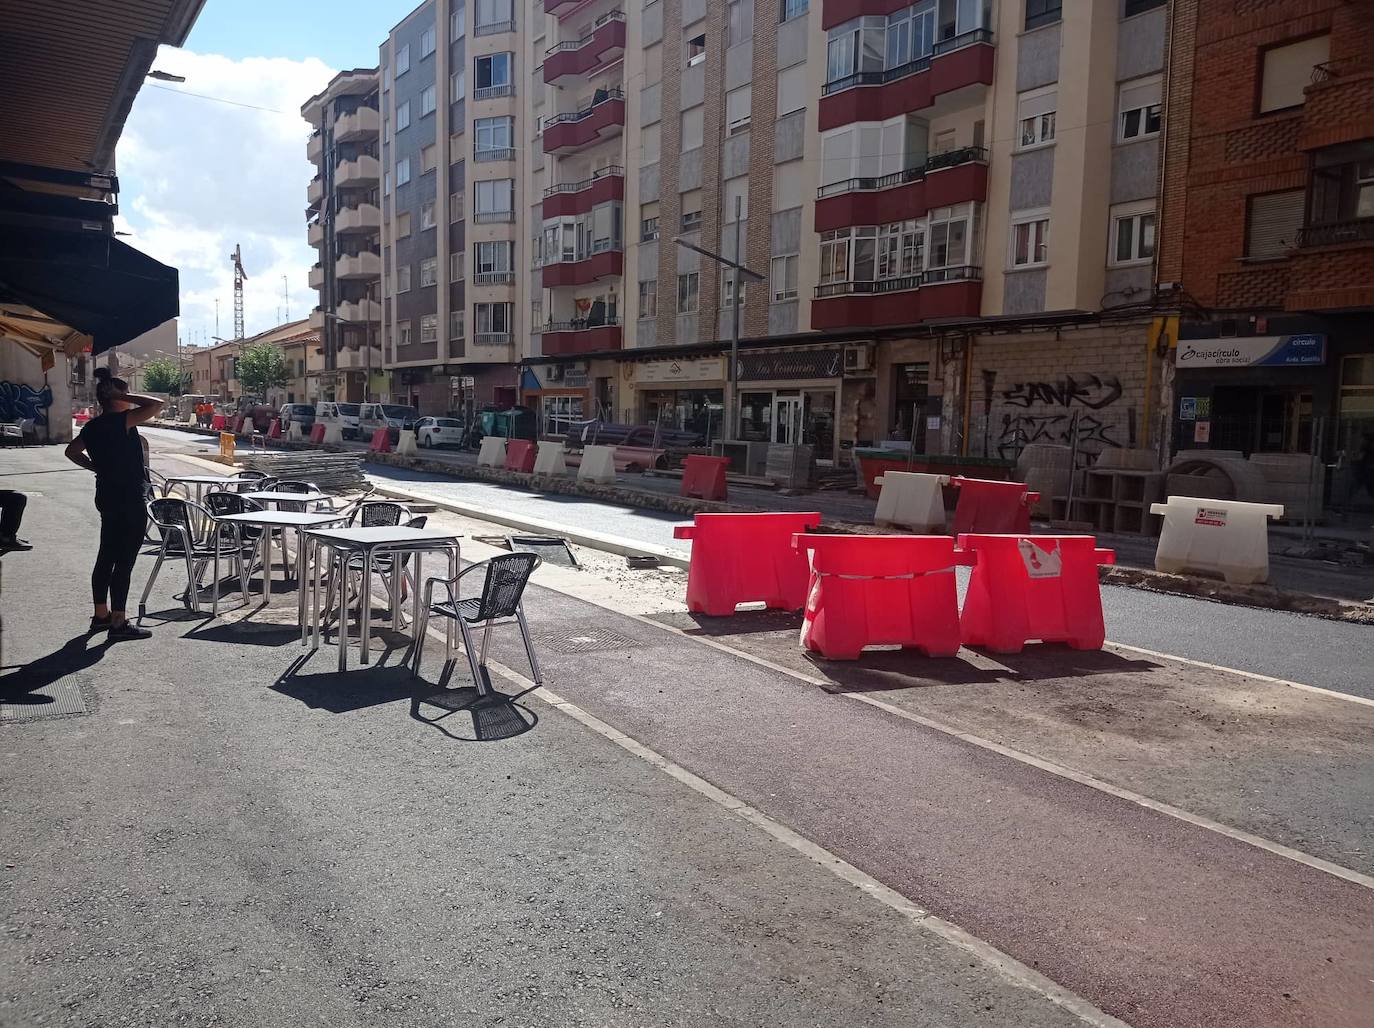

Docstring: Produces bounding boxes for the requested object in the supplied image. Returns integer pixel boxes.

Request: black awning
[0,225,178,355]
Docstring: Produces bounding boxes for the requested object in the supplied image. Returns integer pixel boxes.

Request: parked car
[416,416,464,449]
[278,403,316,432]
[359,402,419,443]
[317,400,362,440]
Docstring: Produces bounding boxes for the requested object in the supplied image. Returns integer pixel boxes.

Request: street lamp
[673,196,763,444]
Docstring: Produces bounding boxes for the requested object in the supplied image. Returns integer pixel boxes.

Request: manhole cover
[1,678,90,724]
[540,623,642,654]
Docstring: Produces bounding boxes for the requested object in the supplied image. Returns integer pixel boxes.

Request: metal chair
[138,497,245,622]
[203,491,275,590]
[411,552,544,694]
[234,470,269,481]
[276,480,316,493]
[349,500,407,527]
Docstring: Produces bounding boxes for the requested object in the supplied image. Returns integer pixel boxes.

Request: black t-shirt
[79,412,145,497]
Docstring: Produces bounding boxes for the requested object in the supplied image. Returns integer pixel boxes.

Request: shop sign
[634,357,725,384]
[563,368,589,387]
[737,349,844,382]
[1175,334,1326,368]
[1180,397,1196,421]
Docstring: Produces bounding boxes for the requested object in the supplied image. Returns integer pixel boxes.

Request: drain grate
[1,678,90,724]
[540,621,643,655]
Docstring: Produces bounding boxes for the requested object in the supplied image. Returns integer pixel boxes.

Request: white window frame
[725,85,752,136]
[420,257,438,286]
[420,201,435,229]
[398,323,413,346]
[451,5,466,38]
[1009,209,1050,269]
[395,157,411,186]
[475,240,514,274]
[398,264,412,293]
[420,26,436,58]
[450,69,466,102]
[721,275,747,307]
[1117,74,1162,143]
[420,84,436,117]
[770,254,799,300]
[1109,200,1156,267]
[475,52,513,90]
[450,309,465,339]
[475,301,514,335]
[420,314,438,343]
[677,272,700,313]
[396,44,411,76]
[475,116,514,152]
[450,251,465,280]
[396,100,411,131]
[1016,85,1056,152]
[638,279,658,319]
[474,178,515,215]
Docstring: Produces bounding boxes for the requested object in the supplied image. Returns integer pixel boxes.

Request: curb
[1099,565,1374,624]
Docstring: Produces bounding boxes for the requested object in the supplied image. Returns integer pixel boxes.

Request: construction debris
[237,452,367,493]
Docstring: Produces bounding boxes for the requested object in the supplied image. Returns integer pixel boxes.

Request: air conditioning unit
[545,364,564,382]
[844,344,874,374]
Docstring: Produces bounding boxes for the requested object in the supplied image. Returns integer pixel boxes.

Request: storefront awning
[0,226,178,356]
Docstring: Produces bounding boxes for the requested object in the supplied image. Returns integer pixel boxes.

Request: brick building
[1159,0,1374,500]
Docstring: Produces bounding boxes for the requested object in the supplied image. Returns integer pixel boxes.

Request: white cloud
[115,47,339,345]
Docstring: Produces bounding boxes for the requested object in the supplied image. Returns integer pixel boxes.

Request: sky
[114,1,415,348]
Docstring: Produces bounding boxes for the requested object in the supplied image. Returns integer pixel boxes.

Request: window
[398,264,412,292]
[452,4,466,38]
[685,31,706,67]
[450,69,466,102]
[777,64,806,117]
[475,0,513,29]
[384,171,391,195]
[1024,0,1061,31]
[926,204,977,272]
[475,240,514,274]
[878,220,922,279]
[420,314,438,342]
[1017,87,1056,149]
[450,310,465,339]
[541,394,584,437]
[421,202,435,229]
[1124,0,1164,13]
[726,0,754,47]
[421,145,437,174]
[396,211,412,237]
[770,254,798,300]
[1010,212,1050,268]
[773,160,803,210]
[450,190,465,222]
[476,53,513,89]
[474,178,515,215]
[420,84,436,117]
[398,322,412,346]
[819,226,877,284]
[726,85,751,135]
[1259,34,1329,114]
[680,189,703,231]
[475,301,514,335]
[638,279,658,318]
[475,116,515,155]
[1110,203,1156,265]
[418,258,437,286]
[721,274,747,307]
[451,252,466,281]
[676,272,700,312]
[780,0,807,22]
[680,106,704,151]
[420,26,436,57]
[641,121,661,162]
[395,157,411,186]
[1118,75,1162,141]
[826,16,885,84]
[641,201,660,240]
[531,299,542,327]
[723,176,749,221]
[886,3,935,70]
[1245,190,1304,258]
[397,100,411,131]
[1309,141,1374,226]
[396,43,411,75]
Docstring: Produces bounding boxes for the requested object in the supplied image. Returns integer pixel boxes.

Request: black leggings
[93,492,147,612]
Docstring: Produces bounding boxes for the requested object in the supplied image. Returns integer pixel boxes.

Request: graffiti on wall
[985,372,1129,460]
[0,382,54,426]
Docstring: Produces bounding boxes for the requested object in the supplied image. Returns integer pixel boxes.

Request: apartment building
[303,68,384,404]
[1159,0,1373,500]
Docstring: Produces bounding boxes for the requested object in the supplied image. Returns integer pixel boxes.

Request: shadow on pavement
[410,680,539,743]
[983,646,1161,681]
[0,633,110,700]
[187,620,303,648]
[663,609,804,636]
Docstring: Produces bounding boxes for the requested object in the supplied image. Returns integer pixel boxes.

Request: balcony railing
[933,27,993,54]
[474,146,516,162]
[812,266,980,297]
[817,146,987,199]
[543,165,624,197]
[474,18,516,35]
[545,88,625,127]
[473,210,516,223]
[472,271,516,285]
[1298,218,1374,247]
[473,84,515,100]
[474,332,512,346]
[546,10,625,54]
[922,264,983,284]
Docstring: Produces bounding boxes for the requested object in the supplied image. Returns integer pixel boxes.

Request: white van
[317,401,362,440]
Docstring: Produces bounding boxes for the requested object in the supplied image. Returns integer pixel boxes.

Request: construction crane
[229,243,248,340]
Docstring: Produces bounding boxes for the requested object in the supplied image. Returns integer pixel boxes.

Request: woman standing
[64,368,164,639]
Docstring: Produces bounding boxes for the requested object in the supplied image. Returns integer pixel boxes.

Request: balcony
[465,335,515,363]
[542,246,623,287]
[336,203,382,234]
[335,105,380,142]
[336,344,382,371]
[337,298,382,323]
[307,219,325,247]
[815,147,987,232]
[543,165,624,217]
[474,146,516,163]
[821,0,924,29]
[309,307,327,330]
[307,132,323,162]
[1298,218,1374,248]
[334,154,381,188]
[472,271,517,286]
[474,18,516,36]
[544,12,626,85]
[542,89,625,155]
[539,320,623,355]
[473,84,516,101]
[819,30,994,132]
[810,267,981,330]
[336,251,381,279]
[544,0,583,18]
[1287,218,1374,310]
[307,176,324,208]
[308,263,325,289]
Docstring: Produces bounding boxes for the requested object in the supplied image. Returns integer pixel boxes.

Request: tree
[234,343,289,399]
[143,357,188,396]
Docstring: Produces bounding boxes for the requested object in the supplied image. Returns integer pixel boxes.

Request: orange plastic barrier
[505,439,537,473]
[681,455,730,501]
[368,427,392,453]
[210,414,226,431]
[949,476,1040,535]
[268,418,282,439]
[958,534,1115,654]
[309,423,326,444]
[672,512,821,616]
[793,534,970,660]
[230,414,247,436]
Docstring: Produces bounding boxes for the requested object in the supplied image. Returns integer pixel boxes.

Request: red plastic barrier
[210,414,225,431]
[958,534,1115,654]
[368,427,392,453]
[74,407,93,426]
[268,418,282,439]
[949,477,1040,535]
[505,439,537,473]
[309,423,326,444]
[672,512,821,616]
[681,455,730,501]
[793,534,970,660]
[231,414,247,436]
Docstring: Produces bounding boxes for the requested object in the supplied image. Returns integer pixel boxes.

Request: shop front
[734,347,847,463]
[521,360,616,437]
[627,356,726,444]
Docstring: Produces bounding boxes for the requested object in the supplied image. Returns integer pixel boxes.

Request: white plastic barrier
[874,471,948,532]
[287,422,305,441]
[477,435,507,468]
[1149,495,1284,585]
[321,422,343,445]
[395,429,418,457]
[577,444,617,485]
[533,440,569,477]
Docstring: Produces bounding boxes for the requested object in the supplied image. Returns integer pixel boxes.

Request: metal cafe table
[162,473,237,503]
[303,526,462,671]
[215,510,351,625]
[241,490,327,510]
